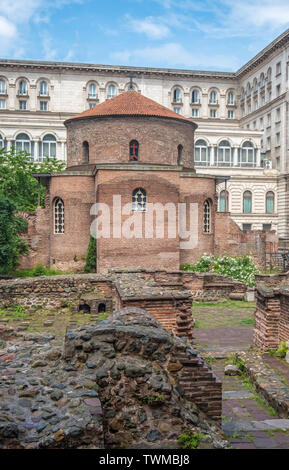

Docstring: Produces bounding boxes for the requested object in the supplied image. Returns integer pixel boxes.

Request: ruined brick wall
[66,116,195,169]
[279,293,289,343]
[18,207,50,270]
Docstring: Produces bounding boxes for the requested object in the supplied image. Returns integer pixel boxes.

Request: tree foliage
[84,235,97,273]
[0,194,29,274]
[0,147,65,211]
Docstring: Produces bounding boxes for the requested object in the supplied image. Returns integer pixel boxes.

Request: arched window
[15,133,33,156]
[209,90,217,104]
[18,80,27,95]
[228,91,235,105]
[192,89,199,104]
[177,144,183,165]
[246,83,251,95]
[98,303,106,313]
[240,141,256,167]
[82,141,89,162]
[40,134,56,161]
[54,198,64,234]
[260,73,265,87]
[129,140,139,161]
[216,140,232,167]
[88,83,97,98]
[219,190,229,212]
[0,80,6,95]
[203,199,211,233]
[0,134,4,149]
[132,188,146,211]
[107,84,116,99]
[267,67,272,82]
[194,139,209,166]
[243,191,252,213]
[266,191,275,213]
[253,78,258,91]
[173,88,181,103]
[39,81,48,96]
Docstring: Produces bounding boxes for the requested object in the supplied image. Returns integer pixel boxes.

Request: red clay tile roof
[66,91,195,125]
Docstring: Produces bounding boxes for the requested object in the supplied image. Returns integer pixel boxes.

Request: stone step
[223,419,289,433]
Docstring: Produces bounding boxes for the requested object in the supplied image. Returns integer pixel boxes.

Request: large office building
[1,29,289,238]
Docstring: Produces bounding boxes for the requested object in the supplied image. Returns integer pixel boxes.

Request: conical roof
[66,90,195,125]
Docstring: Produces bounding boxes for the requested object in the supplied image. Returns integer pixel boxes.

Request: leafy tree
[0,194,29,274]
[84,235,97,273]
[0,147,65,211]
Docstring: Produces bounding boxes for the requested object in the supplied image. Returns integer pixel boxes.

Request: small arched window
[88,83,97,98]
[219,190,229,212]
[15,133,32,156]
[217,140,232,167]
[107,84,116,99]
[132,188,146,211]
[177,144,183,165]
[54,198,64,234]
[203,199,211,233]
[39,81,48,96]
[0,79,6,95]
[40,134,56,160]
[194,139,209,166]
[243,191,252,213]
[240,141,256,167]
[82,141,89,162]
[173,88,181,103]
[267,68,272,81]
[227,91,235,105]
[192,89,199,104]
[129,140,139,161]
[209,90,217,104]
[18,80,27,95]
[266,191,275,214]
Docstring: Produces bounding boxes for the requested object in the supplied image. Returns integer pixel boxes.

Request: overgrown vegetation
[84,235,97,273]
[178,431,207,449]
[268,341,289,359]
[13,263,64,278]
[182,254,259,287]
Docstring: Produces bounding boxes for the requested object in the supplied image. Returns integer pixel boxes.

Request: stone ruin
[0,307,227,449]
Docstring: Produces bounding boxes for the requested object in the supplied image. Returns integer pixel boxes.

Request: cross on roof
[127,71,135,90]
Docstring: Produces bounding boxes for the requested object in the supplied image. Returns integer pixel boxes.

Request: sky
[1,0,289,71]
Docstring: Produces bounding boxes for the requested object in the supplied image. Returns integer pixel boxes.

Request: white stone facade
[1,29,289,237]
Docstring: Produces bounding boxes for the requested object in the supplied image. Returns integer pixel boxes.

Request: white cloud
[128,16,170,39]
[224,0,289,29]
[0,16,17,39]
[111,42,240,70]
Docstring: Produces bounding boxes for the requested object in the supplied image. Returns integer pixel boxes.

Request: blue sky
[1,0,289,71]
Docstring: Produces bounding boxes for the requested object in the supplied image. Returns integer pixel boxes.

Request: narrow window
[228,92,234,105]
[173,88,181,103]
[192,89,199,104]
[243,191,252,213]
[98,303,106,313]
[266,191,274,214]
[129,140,139,161]
[209,90,217,104]
[177,144,183,165]
[82,141,89,162]
[219,190,229,212]
[194,139,209,166]
[18,80,27,95]
[39,81,48,96]
[107,84,116,99]
[88,83,97,98]
[40,134,56,161]
[0,134,4,149]
[132,188,146,211]
[0,80,6,94]
[54,198,64,234]
[203,199,211,233]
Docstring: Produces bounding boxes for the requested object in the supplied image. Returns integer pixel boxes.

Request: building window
[177,144,183,165]
[210,109,217,118]
[15,133,33,156]
[88,83,97,99]
[228,110,234,119]
[0,80,6,94]
[243,191,252,213]
[276,62,281,75]
[219,190,229,212]
[54,198,64,234]
[260,118,264,129]
[243,223,252,231]
[276,108,281,121]
[40,134,56,161]
[40,101,48,111]
[216,140,233,167]
[129,140,139,161]
[227,91,235,105]
[18,80,27,95]
[209,90,217,104]
[203,199,211,233]
[261,95,265,106]
[173,107,181,114]
[267,137,271,150]
[194,139,209,166]
[276,133,280,146]
[253,120,256,129]
[173,88,181,103]
[39,81,48,96]
[192,89,199,104]
[0,99,5,109]
[132,188,146,211]
[276,84,281,96]
[19,100,27,110]
[266,191,275,213]
[0,134,4,149]
[107,84,116,99]
[263,224,272,231]
[82,141,89,162]
[192,108,199,117]
[240,141,256,167]
[276,157,280,170]
[89,103,96,109]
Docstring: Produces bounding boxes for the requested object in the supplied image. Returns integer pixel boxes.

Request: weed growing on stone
[178,431,207,449]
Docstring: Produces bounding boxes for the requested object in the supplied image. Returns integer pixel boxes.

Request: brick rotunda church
[22,91,277,273]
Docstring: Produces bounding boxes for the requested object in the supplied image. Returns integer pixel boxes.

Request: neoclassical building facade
[1,29,289,237]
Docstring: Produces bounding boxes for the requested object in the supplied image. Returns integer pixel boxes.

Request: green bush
[84,235,97,273]
[14,264,63,277]
[182,254,259,287]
